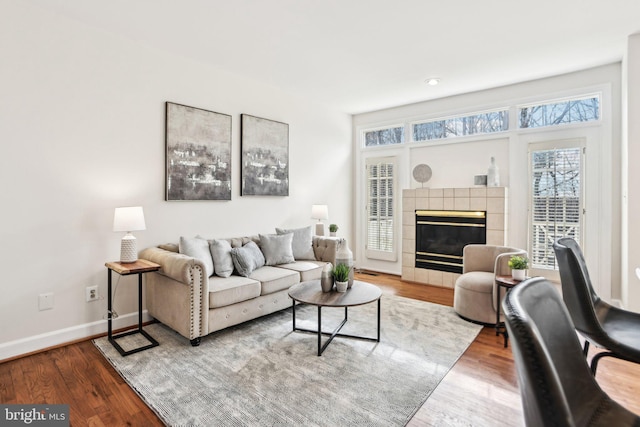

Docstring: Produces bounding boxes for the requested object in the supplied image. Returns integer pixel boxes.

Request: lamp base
[315,222,325,236]
[120,234,138,263]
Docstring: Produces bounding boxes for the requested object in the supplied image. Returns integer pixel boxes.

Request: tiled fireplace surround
[402,187,508,288]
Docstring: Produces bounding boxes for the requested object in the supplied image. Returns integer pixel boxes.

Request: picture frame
[240,114,289,196]
[165,102,232,201]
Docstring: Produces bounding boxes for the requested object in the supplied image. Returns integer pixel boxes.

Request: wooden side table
[105,259,161,356]
[495,275,527,348]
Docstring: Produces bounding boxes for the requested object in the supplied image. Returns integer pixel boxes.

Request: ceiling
[27,0,640,114]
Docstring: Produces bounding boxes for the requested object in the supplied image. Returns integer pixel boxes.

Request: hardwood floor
[2,272,639,426]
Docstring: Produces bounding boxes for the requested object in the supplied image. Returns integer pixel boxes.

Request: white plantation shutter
[529,141,585,270]
[366,157,396,261]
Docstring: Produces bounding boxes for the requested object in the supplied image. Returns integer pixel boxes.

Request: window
[364,126,404,147]
[529,141,584,270]
[412,109,508,142]
[365,157,397,261]
[519,95,599,129]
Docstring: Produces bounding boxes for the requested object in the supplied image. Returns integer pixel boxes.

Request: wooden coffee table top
[288,280,382,308]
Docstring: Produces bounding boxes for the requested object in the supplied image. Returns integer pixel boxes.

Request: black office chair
[553,237,640,375]
[502,277,640,427]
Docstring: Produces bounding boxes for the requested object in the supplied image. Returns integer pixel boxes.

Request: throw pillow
[275,226,315,260]
[230,241,266,277]
[179,236,214,277]
[209,239,234,278]
[259,233,295,266]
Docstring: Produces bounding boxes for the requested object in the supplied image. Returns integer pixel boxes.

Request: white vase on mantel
[487,157,500,187]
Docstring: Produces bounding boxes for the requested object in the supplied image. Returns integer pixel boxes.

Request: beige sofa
[140,231,339,346]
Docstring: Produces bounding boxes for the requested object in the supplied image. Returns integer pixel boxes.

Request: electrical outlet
[86,285,99,302]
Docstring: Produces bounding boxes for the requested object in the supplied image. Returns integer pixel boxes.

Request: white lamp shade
[311,204,329,221]
[113,207,146,232]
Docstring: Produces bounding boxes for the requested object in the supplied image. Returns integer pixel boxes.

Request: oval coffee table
[288,280,382,356]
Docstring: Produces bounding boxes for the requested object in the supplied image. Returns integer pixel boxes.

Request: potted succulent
[329,224,338,237]
[508,255,529,281]
[332,263,350,292]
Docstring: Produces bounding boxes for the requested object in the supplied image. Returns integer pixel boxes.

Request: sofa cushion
[259,233,295,266]
[208,275,261,308]
[209,239,234,278]
[230,241,266,277]
[276,226,315,260]
[278,261,324,282]
[250,266,299,295]
[179,236,214,277]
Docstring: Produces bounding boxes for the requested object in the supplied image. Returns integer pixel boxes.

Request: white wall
[622,34,640,311]
[353,65,622,301]
[0,2,352,358]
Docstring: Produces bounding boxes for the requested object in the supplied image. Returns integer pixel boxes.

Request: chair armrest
[312,236,341,265]
[494,250,528,277]
[139,247,207,285]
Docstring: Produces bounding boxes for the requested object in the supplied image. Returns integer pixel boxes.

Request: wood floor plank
[0,271,638,426]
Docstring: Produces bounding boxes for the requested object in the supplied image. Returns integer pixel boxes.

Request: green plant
[332,263,350,282]
[508,255,529,270]
[329,224,338,232]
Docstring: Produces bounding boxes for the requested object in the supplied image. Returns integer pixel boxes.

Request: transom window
[519,95,599,129]
[412,110,509,142]
[364,126,404,147]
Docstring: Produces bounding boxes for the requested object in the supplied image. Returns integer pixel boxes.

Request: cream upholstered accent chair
[453,244,527,324]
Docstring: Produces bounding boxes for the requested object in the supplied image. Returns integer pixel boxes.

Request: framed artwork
[165,102,232,201]
[240,114,289,196]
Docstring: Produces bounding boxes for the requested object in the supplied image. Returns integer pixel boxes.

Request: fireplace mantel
[402,187,508,288]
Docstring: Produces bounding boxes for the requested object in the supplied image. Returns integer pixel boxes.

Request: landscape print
[241,114,289,196]
[166,102,232,201]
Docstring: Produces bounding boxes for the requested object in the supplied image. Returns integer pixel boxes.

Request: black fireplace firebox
[415,210,486,274]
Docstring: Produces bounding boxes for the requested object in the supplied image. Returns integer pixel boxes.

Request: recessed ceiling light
[425,78,440,86]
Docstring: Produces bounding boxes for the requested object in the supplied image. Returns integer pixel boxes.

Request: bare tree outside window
[520,96,599,129]
[364,126,404,147]
[530,146,583,269]
[412,110,508,142]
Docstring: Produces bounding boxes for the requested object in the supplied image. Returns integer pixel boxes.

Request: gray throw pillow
[209,239,234,278]
[259,233,295,266]
[179,236,214,277]
[275,226,315,260]
[230,241,266,277]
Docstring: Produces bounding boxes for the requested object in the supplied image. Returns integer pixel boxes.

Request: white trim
[0,311,152,361]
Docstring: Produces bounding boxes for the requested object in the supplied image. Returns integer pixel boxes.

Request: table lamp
[311,204,328,236]
[113,206,146,263]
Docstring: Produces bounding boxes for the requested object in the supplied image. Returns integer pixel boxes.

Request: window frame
[410,108,509,143]
[362,124,405,148]
[517,94,601,130]
[527,138,586,280]
[364,156,398,262]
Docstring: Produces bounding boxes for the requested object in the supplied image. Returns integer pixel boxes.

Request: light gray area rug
[94,294,482,426]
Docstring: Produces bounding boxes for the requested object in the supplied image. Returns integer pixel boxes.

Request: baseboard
[0,311,152,362]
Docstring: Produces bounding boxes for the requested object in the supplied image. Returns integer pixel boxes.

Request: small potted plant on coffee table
[329,224,338,237]
[332,263,350,292]
[508,255,529,281]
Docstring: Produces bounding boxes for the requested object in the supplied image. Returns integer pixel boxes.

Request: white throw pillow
[179,236,214,277]
[259,233,295,266]
[275,226,315,260]
[209,239,234,278]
